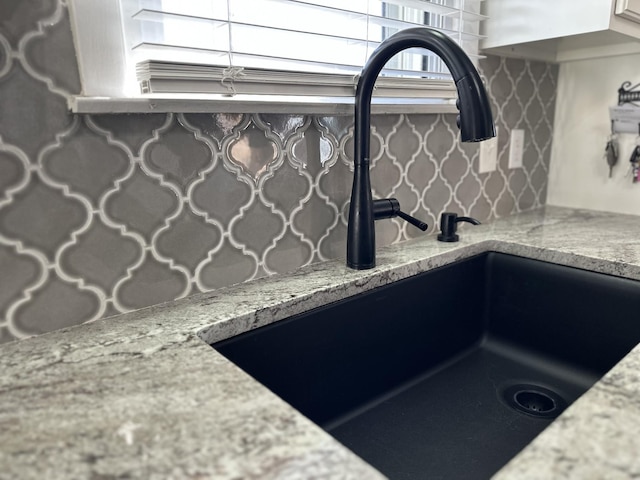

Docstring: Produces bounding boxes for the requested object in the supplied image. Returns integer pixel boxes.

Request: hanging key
[604,139,618,178]
[630,145,640,184]
[604,120,618,179]
[630,124,640,184]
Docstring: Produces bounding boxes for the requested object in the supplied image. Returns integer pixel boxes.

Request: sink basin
[213,252,640,479]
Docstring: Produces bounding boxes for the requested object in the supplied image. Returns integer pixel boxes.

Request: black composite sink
[213,252,640,479]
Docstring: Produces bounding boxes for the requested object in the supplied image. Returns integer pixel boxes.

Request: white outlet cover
[479,128,498,173]
[509,129,525,169]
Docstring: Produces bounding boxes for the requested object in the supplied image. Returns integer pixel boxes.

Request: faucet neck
[355,28,491,165]
[348,27,495,270]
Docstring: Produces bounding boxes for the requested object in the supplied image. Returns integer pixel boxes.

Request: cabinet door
[616,0,640,22]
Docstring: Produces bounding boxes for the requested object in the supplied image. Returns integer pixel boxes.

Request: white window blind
[123,0,486,99]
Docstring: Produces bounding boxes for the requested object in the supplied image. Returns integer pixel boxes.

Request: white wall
[547,53,640,216]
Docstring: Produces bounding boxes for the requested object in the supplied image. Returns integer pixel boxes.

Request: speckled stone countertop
[2,206,640,480]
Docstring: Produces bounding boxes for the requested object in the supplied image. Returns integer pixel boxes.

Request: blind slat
[121,0,485,98]
[137,62,456,95]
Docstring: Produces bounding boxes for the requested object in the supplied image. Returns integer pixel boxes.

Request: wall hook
[618,81,640,106]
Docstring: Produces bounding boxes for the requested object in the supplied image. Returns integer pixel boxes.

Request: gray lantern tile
[215,113,244,136]
[318,221,348,262]
[387,116,422,168]
[104,165,179,242]
[525,98,544,127]
[198,239,258,290]
[231,199,285,256]
[533,121,553,155]
[182,114,231,147]
[518,184,537,211]
[483,170,506,201]
[527,61,550,83]
[41,118,130,206]
[441,149,471,184]
[191,161,253,226]
[312,118,338,165]
[469,193,493,223]
[371,115,401,144]
[264,229,313,275]
[91,114,168,157]
[515,70,536,106]
[116,254,189,311]
[0,244,41,318]
[13,276,100,335]
[522,142,539,172]
[154,209,222,271]
[530,164,548,201]
[317,116,353,140]
[338,130,354,166]
[226,119,279,182]
[262,156,313,216]
[370,153,402,199]
[143,116,215,194]
[495,189,516,218]
[505,57,528,84]
[289,119,335,176]
[484,59,512,107]
[406,148,437,191]
[0,0,56,48]
[502,94,525,129]
[259,114,305,141]
[392,182,420,218]
[0,63,71,160]
[59,217,142,293]
[455,172,482,208]
[375,218,401,248]
[292,193,338,247]
[509,169,528,199]
[425,116,455,159]
[21,3,81,95]
[479,55,501,78]
[0,175,87,261]
[537,69,558,108]
[423,174,452,218]
[317,155,352,206]
[0,149,26,192]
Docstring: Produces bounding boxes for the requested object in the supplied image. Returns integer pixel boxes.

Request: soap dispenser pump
[437,212,480,242]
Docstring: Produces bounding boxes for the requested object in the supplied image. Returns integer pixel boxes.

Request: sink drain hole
[514,390,555,413]
[501,384,567,419]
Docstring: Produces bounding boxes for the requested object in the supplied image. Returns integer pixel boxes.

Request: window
[67,0,486,113]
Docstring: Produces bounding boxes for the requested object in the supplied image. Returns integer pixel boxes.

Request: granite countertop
[2,206,640,479]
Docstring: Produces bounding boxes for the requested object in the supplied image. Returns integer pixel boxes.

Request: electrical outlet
[478,128,498,173]
[508,129,525,169]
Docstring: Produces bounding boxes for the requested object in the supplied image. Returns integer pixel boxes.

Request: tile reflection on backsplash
[0,0,558,342]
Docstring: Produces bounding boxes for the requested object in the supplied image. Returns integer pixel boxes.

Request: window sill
[68,94,458,115]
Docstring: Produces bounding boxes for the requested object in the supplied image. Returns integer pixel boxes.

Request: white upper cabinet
[616,0,640,22]
[482,0,640,62]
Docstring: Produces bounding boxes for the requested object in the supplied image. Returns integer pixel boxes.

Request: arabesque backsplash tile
[0,1,558,343]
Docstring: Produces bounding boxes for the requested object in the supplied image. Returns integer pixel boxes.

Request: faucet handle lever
[397,210,429,231]
[373,198,428,231]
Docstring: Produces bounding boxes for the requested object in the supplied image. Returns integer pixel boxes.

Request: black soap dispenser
[437,212,480,242]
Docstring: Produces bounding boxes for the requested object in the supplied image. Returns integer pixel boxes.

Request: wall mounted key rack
[610,81,640,134]
[607,82,640,183]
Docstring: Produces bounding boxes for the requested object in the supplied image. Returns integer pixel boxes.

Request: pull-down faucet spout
[347,27,495,270]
